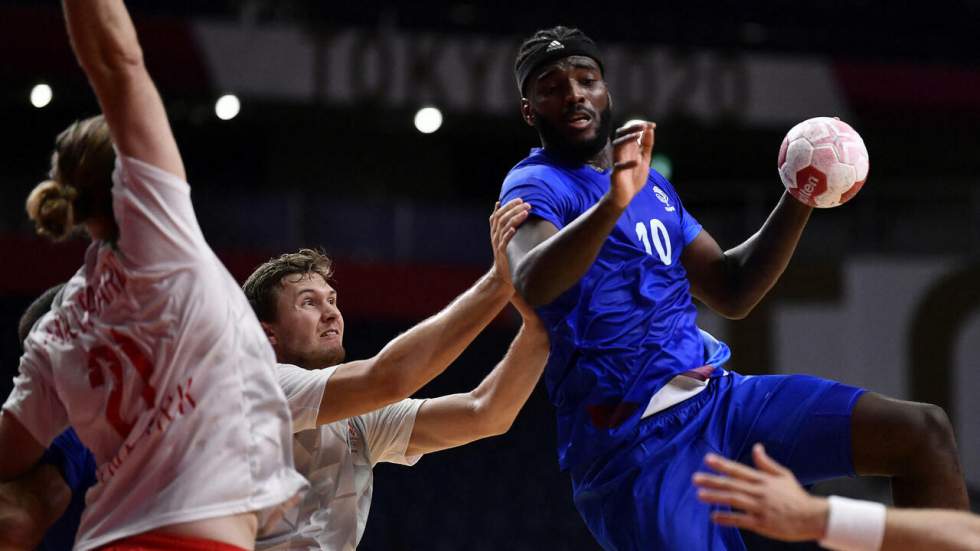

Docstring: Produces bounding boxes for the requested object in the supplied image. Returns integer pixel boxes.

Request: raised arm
[681,192,812,319]
[404,294,550,455]
[314,199,532,425]
[63,0,184,179]
[508,123,654,307]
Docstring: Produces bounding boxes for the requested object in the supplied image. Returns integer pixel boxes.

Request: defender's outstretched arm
[314,199,532,425]
[405,292,549,455]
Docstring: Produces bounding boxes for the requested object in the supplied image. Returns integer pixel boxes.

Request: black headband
[515,37,605,95]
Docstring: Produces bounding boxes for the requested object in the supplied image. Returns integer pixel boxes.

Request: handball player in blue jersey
[500,26,968,550]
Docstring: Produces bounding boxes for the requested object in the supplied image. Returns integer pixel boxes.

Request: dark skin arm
[681,192,812,319]
[0,463,70,551]
[0,413,66,549]
[508,123,655,306]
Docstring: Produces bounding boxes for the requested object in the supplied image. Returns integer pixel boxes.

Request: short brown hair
[18,283,66,348]
[26,115,115,240]
[243,248,334,322]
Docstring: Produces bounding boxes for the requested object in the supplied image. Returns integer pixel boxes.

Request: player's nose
[565,80,586,103]
[320,302,340,321]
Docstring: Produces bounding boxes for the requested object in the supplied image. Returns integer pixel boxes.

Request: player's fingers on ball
[704,453,765,482]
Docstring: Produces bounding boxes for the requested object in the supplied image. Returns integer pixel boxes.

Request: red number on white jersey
[87,330,157,439]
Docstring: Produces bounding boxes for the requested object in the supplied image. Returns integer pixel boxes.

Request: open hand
[608,121,655,209]
[489,198,531,287]
[692,444,829,542]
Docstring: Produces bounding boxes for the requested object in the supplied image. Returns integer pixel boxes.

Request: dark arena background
[2,1,980,549]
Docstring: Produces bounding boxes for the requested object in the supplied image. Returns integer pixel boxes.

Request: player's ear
[520,98,535,127]
[260,321,277,346]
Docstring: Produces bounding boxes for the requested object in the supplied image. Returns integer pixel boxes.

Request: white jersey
[258,364,425,551]
[2,155,306,550]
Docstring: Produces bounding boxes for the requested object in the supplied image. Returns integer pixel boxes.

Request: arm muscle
[63,0,184,178]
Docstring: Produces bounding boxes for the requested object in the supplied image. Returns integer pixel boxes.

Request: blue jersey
[500,148,728,469]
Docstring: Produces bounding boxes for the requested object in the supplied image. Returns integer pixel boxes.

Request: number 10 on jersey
[635,219,672,265]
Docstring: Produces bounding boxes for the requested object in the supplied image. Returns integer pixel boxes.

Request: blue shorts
[569,372,865,551]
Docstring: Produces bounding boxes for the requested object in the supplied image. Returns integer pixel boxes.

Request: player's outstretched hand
[692,444,829,543]
[489,198,531,287]
[609,121,655,209]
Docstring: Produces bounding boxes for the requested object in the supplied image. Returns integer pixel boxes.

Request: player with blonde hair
[0,1,305,549]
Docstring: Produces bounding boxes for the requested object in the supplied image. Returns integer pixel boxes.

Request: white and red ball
[777,117,869,208]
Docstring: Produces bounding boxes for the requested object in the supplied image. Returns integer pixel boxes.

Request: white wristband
[819,495,887,551]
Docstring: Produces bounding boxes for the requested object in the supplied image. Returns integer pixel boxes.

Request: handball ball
[777,117,869,208]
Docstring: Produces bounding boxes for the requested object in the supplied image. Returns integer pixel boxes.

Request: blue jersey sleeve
[679,199,702,246]
[500,172,574,231]
[653,171,702,246]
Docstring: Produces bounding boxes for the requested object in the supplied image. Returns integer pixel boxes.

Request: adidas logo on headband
[515,33,604,93]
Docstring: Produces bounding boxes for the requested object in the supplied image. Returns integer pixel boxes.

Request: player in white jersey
[0,1,306,549]
[693,445,980,551]
[242,200,551,550]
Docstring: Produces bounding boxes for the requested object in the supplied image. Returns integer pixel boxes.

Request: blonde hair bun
[26,179,77,240]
